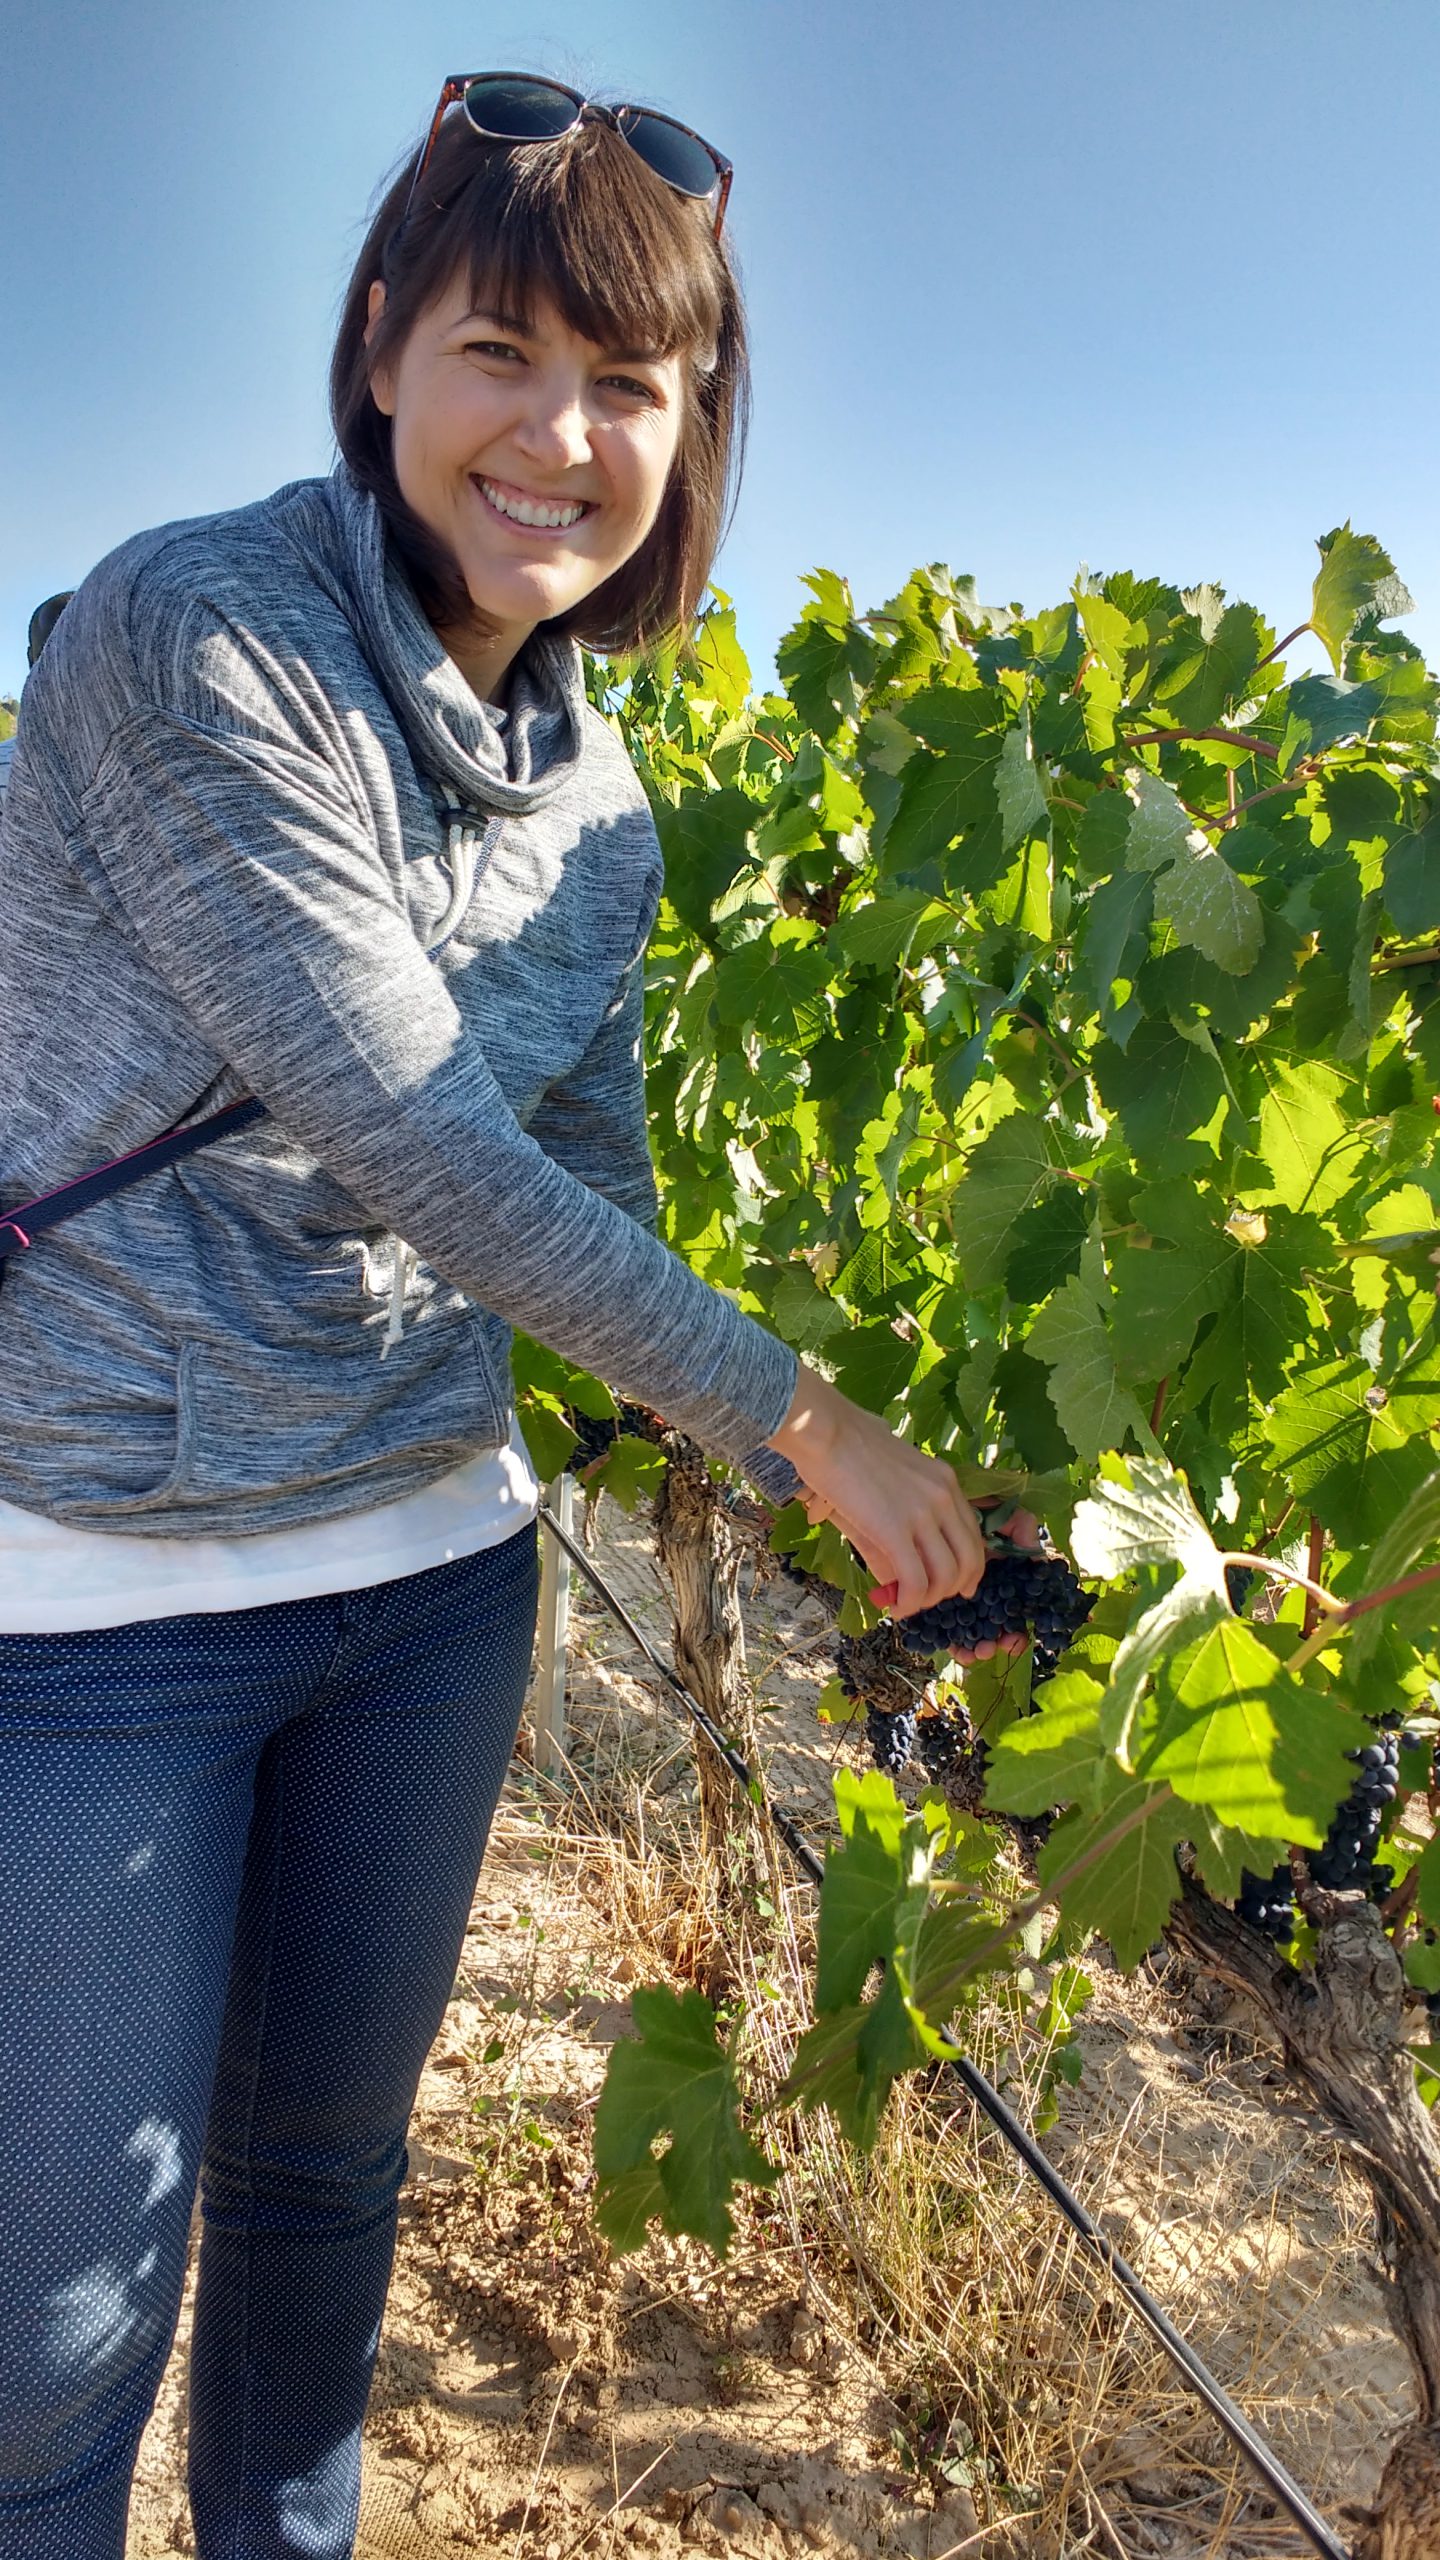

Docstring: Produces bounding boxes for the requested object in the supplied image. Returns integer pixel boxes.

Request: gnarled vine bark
[1168,1872,1440,2558]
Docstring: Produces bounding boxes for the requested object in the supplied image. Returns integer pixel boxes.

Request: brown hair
[330,104,748,653]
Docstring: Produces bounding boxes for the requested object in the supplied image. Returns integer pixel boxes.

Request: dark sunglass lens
[615,107,721,199]
[462,76,580,139]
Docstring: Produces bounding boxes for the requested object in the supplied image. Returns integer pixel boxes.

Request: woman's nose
[513,383,592,471]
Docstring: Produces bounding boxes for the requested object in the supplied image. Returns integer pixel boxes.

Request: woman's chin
[462,559,587,629]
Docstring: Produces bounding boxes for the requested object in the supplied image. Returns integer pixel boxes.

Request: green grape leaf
[949,1113,1054,1292]
[1003,1184,1091,1303]
[1151,840,1264,973]
[712,922,831,1044]
[1027,1269,1156,1463]
[996,720,1050,852]
[1384,805,1440,935]
[593,1986,778,2256]
[882,734,1005,878]
[781,1968,924,2148]
[1071,1454,1226,1584]
[1036,1768,1191,1964]
[1077,590,1134,680]
[1071,867,1154,1040]
[1349,1471,1440,1667]
[1091,1021,1228,1168]
[515,1394,579,1486]
[1311,525,1414,673]
[984,1670,1108,1816]
[656,786,757,936]
[816,1768,928,2010]
[1266,1357,1440,1551]
[1411,1831,1440,1933]
[591,1435,670,1514]
[776,576,878,738]
[1098,1575,1232,1770]
[1125,771,1197,875]
[1246,1058,1370,1215]
[1153,600,1268,729]
[1183,1217,1325,1426]
[1139,1621,1360,1843]
[1277,674,1384,774]
[831,889,949,971]
[1109,1226,1232,1385]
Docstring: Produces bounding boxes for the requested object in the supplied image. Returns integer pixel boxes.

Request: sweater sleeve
[524,861,662,1235]
[79,700,798,1466]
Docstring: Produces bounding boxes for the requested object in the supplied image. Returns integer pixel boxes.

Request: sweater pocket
[55,1314,511,1525]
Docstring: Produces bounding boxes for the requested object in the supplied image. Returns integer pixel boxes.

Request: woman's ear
[364,280,396,416]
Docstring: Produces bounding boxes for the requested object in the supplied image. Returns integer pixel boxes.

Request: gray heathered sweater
[0,465,799,1536]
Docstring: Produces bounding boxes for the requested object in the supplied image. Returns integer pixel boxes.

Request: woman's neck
[433,616,535,707]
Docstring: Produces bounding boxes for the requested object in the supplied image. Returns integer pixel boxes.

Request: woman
[0,77,996,2558]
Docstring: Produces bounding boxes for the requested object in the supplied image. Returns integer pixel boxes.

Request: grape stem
[1381,1864,1422,1929]
[1253,620,1312,671]
[1285,1557,1440,1678]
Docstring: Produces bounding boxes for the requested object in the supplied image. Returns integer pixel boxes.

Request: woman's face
[367,272,686,677]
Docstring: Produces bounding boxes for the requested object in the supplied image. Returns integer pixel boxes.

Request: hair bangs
[458,124,724,367]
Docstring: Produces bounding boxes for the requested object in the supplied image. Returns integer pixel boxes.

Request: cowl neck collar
[327,462,589,818]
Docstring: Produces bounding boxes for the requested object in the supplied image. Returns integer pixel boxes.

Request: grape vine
[501,528,1440,2510]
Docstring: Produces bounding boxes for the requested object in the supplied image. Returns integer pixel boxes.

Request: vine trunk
[1168,1873,1440,2557]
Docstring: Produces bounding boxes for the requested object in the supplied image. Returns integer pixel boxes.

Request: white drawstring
[380,1239,417,1360]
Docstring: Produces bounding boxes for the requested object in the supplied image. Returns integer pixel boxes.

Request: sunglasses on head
[399,73,733,242]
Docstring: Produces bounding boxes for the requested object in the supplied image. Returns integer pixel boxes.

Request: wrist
[765,1365,843,1470]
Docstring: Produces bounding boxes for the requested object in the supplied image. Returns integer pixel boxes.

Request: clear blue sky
[3,0,1437,702]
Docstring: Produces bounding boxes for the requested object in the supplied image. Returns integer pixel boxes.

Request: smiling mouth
[474,475,594,532]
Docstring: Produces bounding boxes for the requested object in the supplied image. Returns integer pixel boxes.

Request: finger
[938,1497,986,1597]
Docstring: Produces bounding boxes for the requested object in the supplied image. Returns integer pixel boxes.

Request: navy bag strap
[0,1095,268,1271]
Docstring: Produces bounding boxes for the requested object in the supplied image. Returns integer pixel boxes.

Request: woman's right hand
[764,1363,990,1623]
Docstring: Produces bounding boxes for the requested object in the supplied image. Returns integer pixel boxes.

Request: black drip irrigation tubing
[538,1497,1354,2560]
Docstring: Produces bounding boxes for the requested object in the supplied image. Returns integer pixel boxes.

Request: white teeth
[480,479,586,530]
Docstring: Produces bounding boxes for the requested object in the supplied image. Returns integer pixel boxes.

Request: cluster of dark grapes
[566,1399,667,1475]
[834,1638,919,1775]
[865,1704,918,1775]
[567,1410,619,1469]
[894,1548,1092,1684]
[1308,1728,1399,1893]
[914,1704,971,1782]
[1224,1564,1257,1613]
[1236,1860,1296,1945]
[1235,1720,1402,1938]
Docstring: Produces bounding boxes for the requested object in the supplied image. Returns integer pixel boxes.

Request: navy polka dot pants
[0,1523,541,2558]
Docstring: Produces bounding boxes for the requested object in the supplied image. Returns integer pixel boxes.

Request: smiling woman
[0,68,995,2560]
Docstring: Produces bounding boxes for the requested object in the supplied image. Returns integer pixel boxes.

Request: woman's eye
[465,339,522,361]
[603,374,658,403]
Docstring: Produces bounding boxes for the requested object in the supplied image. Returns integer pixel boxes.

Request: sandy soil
[125,1503,1416,2560]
